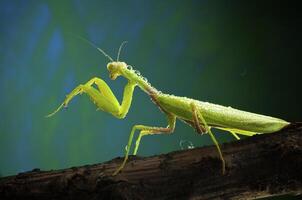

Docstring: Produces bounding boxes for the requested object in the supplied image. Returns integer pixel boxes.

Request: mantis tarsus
[47,41,290,175]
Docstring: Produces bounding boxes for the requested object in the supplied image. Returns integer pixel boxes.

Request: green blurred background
[0,1,301,192]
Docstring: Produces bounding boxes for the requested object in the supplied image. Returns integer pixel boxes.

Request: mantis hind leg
[191,103,226,175]
[216,127,259,139]
[229,131,241,140]
[113,114,176,175]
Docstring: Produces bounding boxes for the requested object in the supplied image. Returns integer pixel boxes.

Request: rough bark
[0,123,302,200]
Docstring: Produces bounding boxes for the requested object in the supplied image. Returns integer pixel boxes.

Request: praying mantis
[47,41,290,175]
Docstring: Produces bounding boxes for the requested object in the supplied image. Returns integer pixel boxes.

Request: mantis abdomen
[157,94,289,134]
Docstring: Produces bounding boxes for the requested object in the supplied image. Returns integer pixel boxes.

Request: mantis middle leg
[46,77,136,119]
[113,113,176,175]
[191,103,226,175]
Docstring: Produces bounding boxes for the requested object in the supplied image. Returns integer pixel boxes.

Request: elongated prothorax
[107,61,158,94]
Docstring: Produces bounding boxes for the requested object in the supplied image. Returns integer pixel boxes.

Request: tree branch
[1,123,302,200]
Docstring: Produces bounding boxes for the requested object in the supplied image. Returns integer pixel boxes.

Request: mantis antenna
[117,41,128,61]
[75,35,114,62]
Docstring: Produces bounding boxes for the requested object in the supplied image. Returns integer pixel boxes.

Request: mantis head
[76,37,129,79]
[107,62,127,80]
[106,41,129,80]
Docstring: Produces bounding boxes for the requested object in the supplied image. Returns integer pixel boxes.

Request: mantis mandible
[47,41,290,175]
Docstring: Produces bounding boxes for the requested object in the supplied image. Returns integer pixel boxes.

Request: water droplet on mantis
[134,70,141,76]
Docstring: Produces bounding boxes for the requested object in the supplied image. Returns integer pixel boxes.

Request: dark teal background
[1,1,301,192]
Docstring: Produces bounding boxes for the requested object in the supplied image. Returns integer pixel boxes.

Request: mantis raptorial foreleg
[113,114,176,175]
[191,103,226,174]
[46,77,136,119]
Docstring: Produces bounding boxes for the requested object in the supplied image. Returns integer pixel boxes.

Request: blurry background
[1,0,301,184]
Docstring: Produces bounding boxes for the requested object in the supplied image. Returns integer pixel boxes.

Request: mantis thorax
[107,61,157,95]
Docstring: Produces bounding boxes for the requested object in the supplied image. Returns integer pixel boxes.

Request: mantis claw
[45,102,65,118]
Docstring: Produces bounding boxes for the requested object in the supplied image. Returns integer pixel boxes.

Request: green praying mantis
[47,41,290,175]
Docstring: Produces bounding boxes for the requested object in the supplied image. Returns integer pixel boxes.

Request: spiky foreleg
[46,77,136,119]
